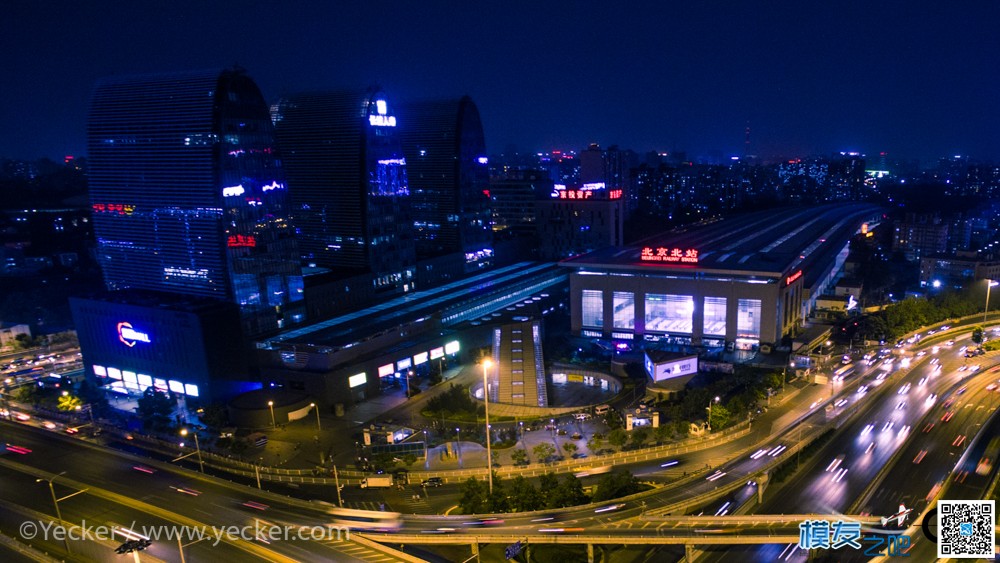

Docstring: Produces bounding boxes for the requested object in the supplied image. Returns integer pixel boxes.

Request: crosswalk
[343,501,391,511]
[321,538,409,562]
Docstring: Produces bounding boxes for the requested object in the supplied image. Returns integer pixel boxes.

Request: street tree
[511,448,529,466]
[608,428,629,450]
[57,393,82,412]
[630,426,650,448]
[533,442,556,463]
[562,442,578,457]
[551,474,588,508]
[592,469,640,502]
[587,434,603,454]
[508,476,542,512]
[459,477,488,514]
[972,326,985,346]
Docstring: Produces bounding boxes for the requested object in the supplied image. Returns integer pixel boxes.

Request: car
[952,435,967,448]
[4,444,32,454]
[861,423,875,436]
[557,429,567,436]
[573,413,592,421]
[571,432,582,440]
[916,350,927,357]
[421,477,443,487]
[956,386,968,395]
[65,426,80,434]
[881,421,894,433]
[857,385,870,396]
[834,399,848,408]
[942,411,955,422]
[132,465,156,474]
[895,401,906,410]
[917,377,926,387]
[571,452,588,459]
[926,393,938,405]
[171,486,202,496]
[42,421,56,429]
[943,397,955,408]
[987,384,997,391]
[897,383,911,394]
[958,365,968,371]
[865,442,876,454]
[242,501,269,511]
[825,455,845,472]
[923,422,935,433]
[913,450,928,464]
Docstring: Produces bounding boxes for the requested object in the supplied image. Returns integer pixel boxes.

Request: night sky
[3,1,999,163]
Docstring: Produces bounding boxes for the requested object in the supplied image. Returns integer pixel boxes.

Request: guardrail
[359,532,802,546]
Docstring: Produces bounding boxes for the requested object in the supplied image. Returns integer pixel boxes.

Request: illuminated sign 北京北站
[117,322,151,347]
[640,247,699,264]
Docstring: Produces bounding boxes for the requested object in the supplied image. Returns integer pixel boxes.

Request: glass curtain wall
[645,293,694,333]
[582,289,603,328]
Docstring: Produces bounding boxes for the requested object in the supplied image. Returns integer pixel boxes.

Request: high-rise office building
[399,96,492,273]
[87,68,305,337]
[273,88,416,295]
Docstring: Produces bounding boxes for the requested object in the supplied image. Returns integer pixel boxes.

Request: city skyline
[3,1,1000,163]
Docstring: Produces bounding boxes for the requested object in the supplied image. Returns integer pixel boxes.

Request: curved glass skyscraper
[273,88,415,294]
[88,68,305,336]
[399,96,492,272]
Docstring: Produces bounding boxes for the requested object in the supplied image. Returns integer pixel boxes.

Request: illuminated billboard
[640,247,699,264]
[444,340,460,355]
[348,373,367,388]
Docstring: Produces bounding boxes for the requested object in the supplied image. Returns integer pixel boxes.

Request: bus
[976,436,1000,476]
[328,507,403,531]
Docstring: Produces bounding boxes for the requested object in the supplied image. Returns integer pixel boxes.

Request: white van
[594,405,610,416]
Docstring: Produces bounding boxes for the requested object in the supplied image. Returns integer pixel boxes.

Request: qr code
[938,500,995,559]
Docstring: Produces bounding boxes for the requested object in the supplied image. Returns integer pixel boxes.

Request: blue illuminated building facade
[70,292,254,405]
[273,88,416,295]
[399,96,492,280]
[88,68,305,337]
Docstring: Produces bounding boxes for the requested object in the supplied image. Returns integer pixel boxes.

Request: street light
[310,402,321,432]
[706,396,720,432]
[455,427,462,467]
[180,428,204,473]
[36,471,71,554]
[267,400,275,428]
[406,370,413,399]
[482,358,494,494]
[985,279,999,324]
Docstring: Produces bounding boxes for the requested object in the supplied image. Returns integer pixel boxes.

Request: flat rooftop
[261,261,566,349]
[560,203,883,278]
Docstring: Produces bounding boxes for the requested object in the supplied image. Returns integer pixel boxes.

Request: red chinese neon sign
[786,270,803,285]
[640,247,699,263]
[557,190,593,200]
[92,203,135,215]
[227,234,256,248]
[609,189,623,199]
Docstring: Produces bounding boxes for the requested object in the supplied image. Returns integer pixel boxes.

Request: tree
[459,477,488,514]
[562,442,578,457]
[511,448,529,466]
[136,388,174,429]
[630,426,650,448]
[672,419,689,439]
[972,326,985,346]
[14,384,42,405]
[708,403,730,430]
[608,428,628,449]
[486,472,509,513]
[653,424,671,445]
[508,476,542,512]
[586,434,603,454]
[538,472,560,498]
[592,469,640,502]
[551,474,588,508]
[200,403,229,429]
[57,393,82,412]
[533,442,556,463]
